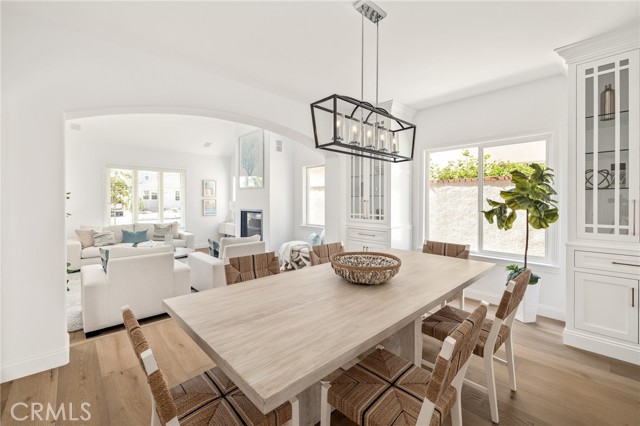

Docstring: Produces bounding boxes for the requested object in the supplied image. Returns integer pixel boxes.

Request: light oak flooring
[1,301,639,426]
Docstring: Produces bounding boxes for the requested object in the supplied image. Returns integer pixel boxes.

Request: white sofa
[68,223,195,271]
[189,235,266,291]
[81,245,191,333]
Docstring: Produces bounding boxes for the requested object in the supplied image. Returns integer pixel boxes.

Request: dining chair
[121,306,297,426]
[225,252,280,285]
[423,240,470,309]
[309,242,344,266]
[421,269,532,423]
[320,302,488,426]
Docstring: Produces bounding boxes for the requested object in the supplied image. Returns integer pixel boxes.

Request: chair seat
[171,367,291,426]
[328,349,454,426]
[364,384,456,426]
[422,305,510,357]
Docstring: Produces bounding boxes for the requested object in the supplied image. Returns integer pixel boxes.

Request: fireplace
[240,210,263,240]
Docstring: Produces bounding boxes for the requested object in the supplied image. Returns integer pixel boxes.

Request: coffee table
[174,247,195,259]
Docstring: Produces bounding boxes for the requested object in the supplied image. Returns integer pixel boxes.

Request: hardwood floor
[1,302,638,426]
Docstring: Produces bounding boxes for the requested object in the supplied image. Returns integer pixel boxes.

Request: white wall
[1,9,313,382]
[411,75,569,320]
[65,130,230,247]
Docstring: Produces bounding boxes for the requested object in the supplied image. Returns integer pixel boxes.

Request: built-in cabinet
[346,156,411,252]
[557,26,640,364]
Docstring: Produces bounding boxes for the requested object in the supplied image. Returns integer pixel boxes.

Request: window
[107,166,185,226]
[426,136,551,262]
[304,165,325,226]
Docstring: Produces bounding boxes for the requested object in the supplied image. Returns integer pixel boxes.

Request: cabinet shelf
[585,110,629,120]
[585,187,629,191]
[585,148,629,155]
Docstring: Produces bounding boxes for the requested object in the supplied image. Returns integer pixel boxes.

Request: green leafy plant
[482,164,559,284]
[430,150,540,181]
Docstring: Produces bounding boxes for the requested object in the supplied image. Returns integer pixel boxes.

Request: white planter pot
[515,282,540,323]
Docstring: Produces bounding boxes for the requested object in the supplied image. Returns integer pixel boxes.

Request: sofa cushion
[75,229,96,248]
[93,230,116,247]
[173,239,187,248]
[153,224,174,241]
[103,224,134,243]
[123,229,148,244]
[81,246,102,259]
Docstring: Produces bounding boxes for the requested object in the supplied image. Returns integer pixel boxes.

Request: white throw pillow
[93,230,116,247]
[75,228,96,248]
[153,223,174,241]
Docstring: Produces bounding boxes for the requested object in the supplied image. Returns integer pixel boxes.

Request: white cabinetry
[346,156,411,251]
[557,26,640,364]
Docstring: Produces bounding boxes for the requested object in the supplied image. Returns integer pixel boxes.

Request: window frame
[302,164,326,227]
[424,132,557,266]
[105,164,186,227]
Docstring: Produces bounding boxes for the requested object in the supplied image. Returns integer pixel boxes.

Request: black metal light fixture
[310,0,416,163]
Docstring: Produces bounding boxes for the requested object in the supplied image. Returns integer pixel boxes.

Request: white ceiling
[9,1,640,109]
[71,114,250,157]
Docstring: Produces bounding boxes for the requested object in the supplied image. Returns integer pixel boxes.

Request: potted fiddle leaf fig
[482,163,559,322]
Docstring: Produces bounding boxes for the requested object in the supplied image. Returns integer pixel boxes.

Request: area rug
[67,272,82,332]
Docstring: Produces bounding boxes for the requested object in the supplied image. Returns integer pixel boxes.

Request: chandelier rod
[376,20,379,108]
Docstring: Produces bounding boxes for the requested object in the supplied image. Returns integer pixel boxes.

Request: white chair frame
[422,280,520,424]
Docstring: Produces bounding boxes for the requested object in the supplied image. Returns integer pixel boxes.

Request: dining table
[163,249,494,426]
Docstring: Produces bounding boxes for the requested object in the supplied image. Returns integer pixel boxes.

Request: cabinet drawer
[347,228,389,243]
[575,251,640,275]
[346,239,389,252]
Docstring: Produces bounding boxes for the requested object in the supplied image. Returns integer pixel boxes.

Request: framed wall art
[238,130,264,189]
[203,199,217,216]
[202,180,216,197]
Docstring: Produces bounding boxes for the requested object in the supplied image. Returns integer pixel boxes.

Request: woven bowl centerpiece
[329,252,401,285]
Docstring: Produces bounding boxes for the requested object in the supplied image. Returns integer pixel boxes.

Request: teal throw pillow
[122,229,148,244]
[308,232,321,246]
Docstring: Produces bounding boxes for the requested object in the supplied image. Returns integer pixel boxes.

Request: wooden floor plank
[56,341,110,425]
[1,369,58,426]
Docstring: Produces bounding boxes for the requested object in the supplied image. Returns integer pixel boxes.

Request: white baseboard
[464,288,502,306]
[537,304,565,321]
[1,345,69,383]
[563,328,640,365]
[464,289,566,321]
[194,243,209,250]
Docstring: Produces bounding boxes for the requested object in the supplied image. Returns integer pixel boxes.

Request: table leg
[295,382,321,426]
[380,318,422,366]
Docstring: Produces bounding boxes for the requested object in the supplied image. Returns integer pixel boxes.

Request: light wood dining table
[163,249,494,426]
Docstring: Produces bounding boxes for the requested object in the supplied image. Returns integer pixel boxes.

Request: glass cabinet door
[349,156,386,222]
[577,51,639,241]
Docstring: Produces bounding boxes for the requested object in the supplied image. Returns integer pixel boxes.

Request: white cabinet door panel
[575,272,639,343]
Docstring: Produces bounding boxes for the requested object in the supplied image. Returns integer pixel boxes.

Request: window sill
[468,252,560,274]
[300,224,325,230]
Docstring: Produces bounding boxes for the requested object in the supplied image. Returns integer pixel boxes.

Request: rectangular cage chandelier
[310,1,416,163]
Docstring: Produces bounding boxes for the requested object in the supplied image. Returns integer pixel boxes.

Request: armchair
[81,250,190,333]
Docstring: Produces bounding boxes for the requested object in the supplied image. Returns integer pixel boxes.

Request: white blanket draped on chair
[278,240,310,270]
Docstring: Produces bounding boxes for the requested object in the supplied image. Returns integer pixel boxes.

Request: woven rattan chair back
[309,242,344,266]
[425,303,487,404]
[225,251,280,285]
[422,240,469,259]
[121,307,179,426]
[495,268,532,320]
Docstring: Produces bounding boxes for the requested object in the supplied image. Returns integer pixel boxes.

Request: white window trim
[302,164,326,227]
[105,164,187,227]
[424,131,557,266]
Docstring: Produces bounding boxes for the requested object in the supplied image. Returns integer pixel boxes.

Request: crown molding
[555,25,639,65]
